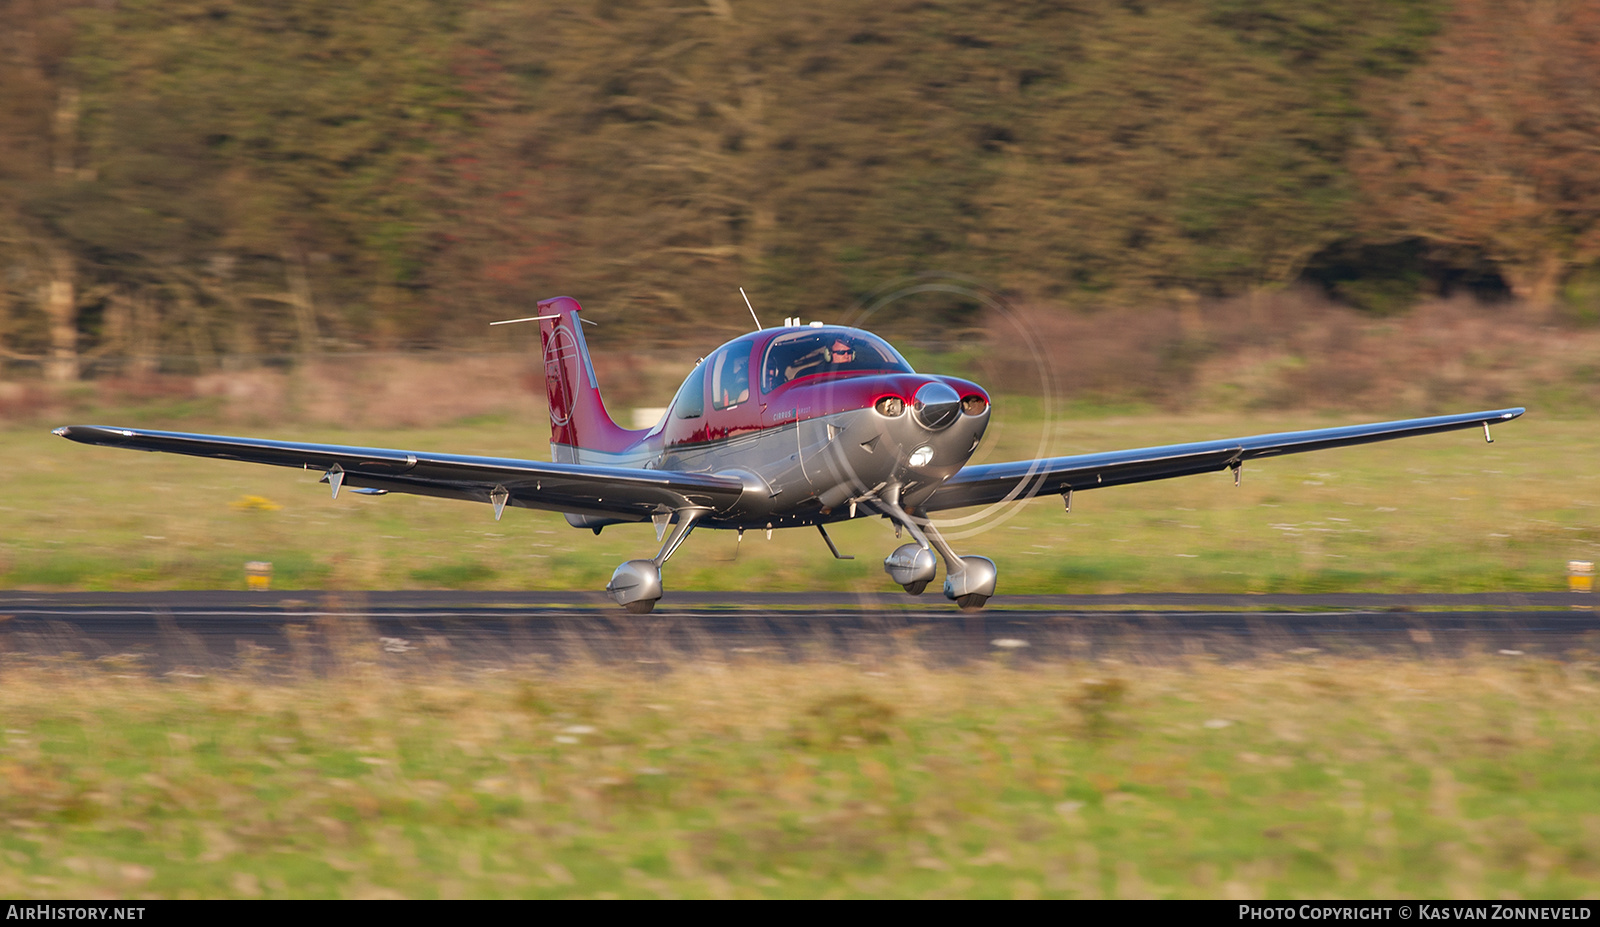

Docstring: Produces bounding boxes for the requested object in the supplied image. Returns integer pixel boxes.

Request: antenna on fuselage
[739,287,762,331]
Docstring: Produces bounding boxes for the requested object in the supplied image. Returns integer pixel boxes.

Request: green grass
[1,405,1595,594]
[2,653,1598,898]
[409,561,499,588]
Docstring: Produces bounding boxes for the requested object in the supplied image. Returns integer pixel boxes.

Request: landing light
[909,445,934,467]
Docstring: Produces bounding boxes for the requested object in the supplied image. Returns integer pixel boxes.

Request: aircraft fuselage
[551,324,991,531]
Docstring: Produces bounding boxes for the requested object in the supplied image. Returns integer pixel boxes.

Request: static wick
[740,287,762,331]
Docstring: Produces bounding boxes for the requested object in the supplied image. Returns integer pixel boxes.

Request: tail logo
[544,325,577,427]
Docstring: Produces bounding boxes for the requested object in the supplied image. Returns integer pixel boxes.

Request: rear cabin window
[761,331,913,393]
[671,362,706,419]
[710,346,753,410]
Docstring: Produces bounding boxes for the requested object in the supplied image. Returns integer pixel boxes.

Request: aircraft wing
[920,407,1525,513]
[52,425,745,520]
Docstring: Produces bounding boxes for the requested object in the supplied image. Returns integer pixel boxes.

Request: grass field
[2,404,1594,595]
[1,651,1598,899]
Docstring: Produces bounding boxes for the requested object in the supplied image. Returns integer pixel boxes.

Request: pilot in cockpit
[784,337,856,382]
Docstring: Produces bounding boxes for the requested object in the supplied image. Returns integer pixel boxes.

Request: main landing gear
[604,499,997,614]
[605,507,707,614]
[877,495,996,610]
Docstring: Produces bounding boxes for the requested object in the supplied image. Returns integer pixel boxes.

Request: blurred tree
[984,0,1444,303]
[436,0,768,342]
[443,0,1445,326]
[0,0,97,380]
[56,0,471,353]
[746,1,1019,317]
[0,0,1492,362]
[1352,0,1600,310]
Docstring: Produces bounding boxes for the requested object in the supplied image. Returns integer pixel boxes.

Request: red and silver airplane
[55,296,1523,613]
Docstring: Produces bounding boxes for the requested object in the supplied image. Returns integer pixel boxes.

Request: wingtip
[52,425,138,442]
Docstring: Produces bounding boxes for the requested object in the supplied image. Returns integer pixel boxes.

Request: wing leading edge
[922,408,1525,513]
[52,425,745,521]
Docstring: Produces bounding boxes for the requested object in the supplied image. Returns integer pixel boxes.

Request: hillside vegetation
[3,0,1599,377]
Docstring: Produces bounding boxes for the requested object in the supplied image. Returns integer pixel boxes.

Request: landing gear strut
[876,489,997,609]
[606,507,707,614]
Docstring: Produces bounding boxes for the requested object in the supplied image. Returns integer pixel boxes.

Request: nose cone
[912,381,962,431]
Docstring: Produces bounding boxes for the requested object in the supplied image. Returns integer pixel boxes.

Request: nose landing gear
[876,492,997,610]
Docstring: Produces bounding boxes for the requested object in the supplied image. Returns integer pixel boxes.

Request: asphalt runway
[2,590,1597,672]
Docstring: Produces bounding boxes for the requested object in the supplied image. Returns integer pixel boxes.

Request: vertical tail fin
[536,297,643,462]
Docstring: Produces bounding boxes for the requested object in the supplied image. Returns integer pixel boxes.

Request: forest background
[1,0,1599,409]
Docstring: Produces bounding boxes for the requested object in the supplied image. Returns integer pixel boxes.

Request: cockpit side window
[761,331,913,393]
[671,360,706,419]
[711,345,752,411]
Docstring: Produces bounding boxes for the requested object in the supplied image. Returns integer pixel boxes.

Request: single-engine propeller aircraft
[56,296,1524,613]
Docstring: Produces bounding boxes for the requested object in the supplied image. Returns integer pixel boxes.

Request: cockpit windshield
[761,329,914,393]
